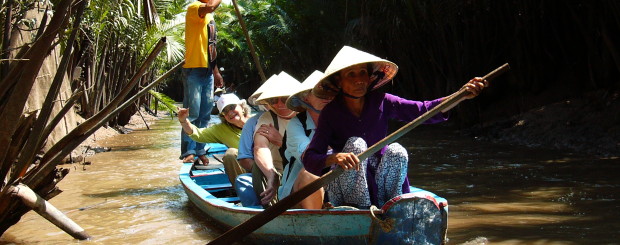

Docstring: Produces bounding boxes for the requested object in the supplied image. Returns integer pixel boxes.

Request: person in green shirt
[179,94,251,183]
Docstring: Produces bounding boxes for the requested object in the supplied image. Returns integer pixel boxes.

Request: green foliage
[159,0,619,126]
[82,0,186,70]
[209,0,620,127]
[149,90,178,114]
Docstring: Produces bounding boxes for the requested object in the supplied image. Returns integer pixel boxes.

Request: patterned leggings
[326,137,408,208]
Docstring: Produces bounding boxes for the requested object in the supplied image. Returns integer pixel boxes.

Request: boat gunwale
[181,170,378,216]
[180,162,447,215]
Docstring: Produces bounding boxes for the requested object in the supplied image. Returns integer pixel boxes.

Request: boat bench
[199,183,232,190]
[219,196,240,203]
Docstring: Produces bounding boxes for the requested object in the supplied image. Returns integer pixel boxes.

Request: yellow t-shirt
[184,2,214,68]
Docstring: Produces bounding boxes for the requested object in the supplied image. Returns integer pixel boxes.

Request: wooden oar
[207,63,511,245]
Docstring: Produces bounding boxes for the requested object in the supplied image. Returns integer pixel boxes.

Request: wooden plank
[220,197,241,202]
[200,183,233,190]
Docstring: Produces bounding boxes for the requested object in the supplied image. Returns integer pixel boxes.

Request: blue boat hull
[180,162,448,244]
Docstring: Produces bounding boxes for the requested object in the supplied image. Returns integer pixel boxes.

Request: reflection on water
[403,124,620,244]
[1,120,619,244]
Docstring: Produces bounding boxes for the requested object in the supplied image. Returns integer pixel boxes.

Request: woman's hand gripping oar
[207,63,511,245]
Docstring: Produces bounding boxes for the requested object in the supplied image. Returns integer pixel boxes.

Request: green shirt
[188,122,241,148]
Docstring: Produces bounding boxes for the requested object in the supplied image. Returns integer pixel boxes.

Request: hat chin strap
[342,92,362,99]
[297,99,321,113]
[276,110,296,119]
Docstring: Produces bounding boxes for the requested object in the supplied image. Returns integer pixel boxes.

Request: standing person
[280,70,333,209]
[180,0,224,165]
[303,46,487,208]
[252,72,301,207]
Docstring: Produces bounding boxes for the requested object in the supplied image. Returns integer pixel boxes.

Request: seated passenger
[229,74,280,188]
[303,46,486,208]
[279,70,333,209]
[252,72,301,207]
[234,74,282,207]
[178,94,250,179]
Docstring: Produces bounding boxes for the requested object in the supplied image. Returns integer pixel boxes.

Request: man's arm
[253,134,279,205]
[253,135,275,180]
[213,65,224,88]
[198,0,222,17]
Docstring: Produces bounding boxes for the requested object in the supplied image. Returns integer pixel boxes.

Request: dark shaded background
[164,0,619,155]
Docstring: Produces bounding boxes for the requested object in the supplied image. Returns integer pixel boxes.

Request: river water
[1,118,619,244]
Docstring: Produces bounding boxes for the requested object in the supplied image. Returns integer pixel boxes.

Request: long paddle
[208,63,511,245]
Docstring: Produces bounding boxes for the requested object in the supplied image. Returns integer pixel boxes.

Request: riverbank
[465,89,619,157]
[64,107,170,163]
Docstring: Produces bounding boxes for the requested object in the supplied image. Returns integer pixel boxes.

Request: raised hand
[178,108,190,122]
[462,77,488,99]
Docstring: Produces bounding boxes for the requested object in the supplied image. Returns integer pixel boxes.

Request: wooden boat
[179,143,449,244]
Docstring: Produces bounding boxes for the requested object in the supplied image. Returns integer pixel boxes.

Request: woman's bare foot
[182,154,195,163]
[198,155,209,165]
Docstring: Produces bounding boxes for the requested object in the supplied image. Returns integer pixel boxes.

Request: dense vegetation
[0,0,186,234]
[166,0,619,128]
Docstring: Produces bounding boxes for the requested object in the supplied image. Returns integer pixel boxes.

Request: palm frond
[148,90,178,115]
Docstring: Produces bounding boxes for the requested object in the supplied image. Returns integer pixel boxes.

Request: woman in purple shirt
[302,46,486,208]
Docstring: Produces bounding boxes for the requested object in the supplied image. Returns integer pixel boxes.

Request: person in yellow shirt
[181,0,224,165]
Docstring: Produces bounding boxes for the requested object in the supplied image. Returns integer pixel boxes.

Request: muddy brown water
[1,118,619,244]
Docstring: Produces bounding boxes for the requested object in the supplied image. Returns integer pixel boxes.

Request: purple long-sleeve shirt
[302,91,448,204]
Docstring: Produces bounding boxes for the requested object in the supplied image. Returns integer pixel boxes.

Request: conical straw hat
[285,70,325,112]
[255,71,301,104]
[312,46,398,99]
[248,74,279,105]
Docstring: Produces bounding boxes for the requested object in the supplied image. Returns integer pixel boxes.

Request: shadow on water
[84,185,184,198]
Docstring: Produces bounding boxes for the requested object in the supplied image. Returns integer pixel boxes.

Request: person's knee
[345,137,367,148]
[344,137,367,154]
[223,148,238,162]
[386,143,407,159]
[294,170,318,191]
[299,169,318,183]
[235,173,260,207]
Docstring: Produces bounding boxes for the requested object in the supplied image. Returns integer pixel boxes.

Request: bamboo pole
[134,102,150,130]
[13,0,87,184]
[9,184,90,240]
[0,0,73,177]
[25,38,169,188]
[26,60,183,189]
[231,0,266,82]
